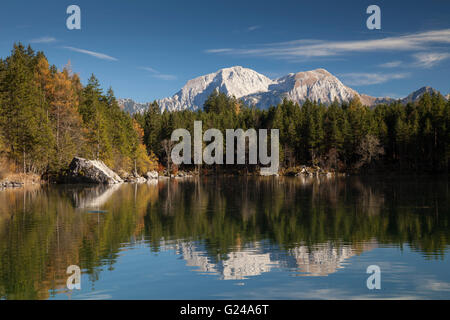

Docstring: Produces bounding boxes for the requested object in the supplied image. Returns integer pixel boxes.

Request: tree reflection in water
[0,176,448,299]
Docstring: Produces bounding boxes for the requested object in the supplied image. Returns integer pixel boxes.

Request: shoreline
[2,164,448,190]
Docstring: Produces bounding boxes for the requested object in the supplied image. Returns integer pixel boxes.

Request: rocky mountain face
[118,98,150,114]
[401,86,440,104]
[118,66,448,114]
[241,68,360,109]
[156,66,274,112]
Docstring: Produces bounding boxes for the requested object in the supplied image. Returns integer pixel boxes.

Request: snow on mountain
[118,66,447,114]
[118,98,149,114]
[157,66,363,111]
[156,66,273,112]
[242,68,361,108]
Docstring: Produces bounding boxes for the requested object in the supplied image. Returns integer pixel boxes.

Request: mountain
[241,68,361,109]
[118,66,447,114]
[401,86,440,104]
[157,66,274,112]
[117,98,149,114]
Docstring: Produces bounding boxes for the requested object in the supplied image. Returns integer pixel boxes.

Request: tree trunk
[23,148,26,174]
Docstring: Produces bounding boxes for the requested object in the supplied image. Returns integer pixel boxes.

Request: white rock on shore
[144,171,159,179]
[65,157,123,184]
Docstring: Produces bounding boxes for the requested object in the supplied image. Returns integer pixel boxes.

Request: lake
[0,176,449,300]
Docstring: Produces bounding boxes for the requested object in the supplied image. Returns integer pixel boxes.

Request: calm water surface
[0,176,449,300]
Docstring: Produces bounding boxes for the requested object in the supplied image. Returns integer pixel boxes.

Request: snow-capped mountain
[242,68,361,108]
[117,98,150,114]
[118,66,448,114]
[157,66,274,112]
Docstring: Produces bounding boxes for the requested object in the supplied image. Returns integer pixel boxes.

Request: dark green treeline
[135,90,450,173]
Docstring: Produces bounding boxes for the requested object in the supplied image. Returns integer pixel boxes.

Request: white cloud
[413,52,450,68]
[247,25,261,32]
[153,74,177,80]
[339,72,409,86]
[140,66,176,80]
[205,48,233,53]
[206,29,450,59]
[29,36,56,44]
[139,66,159,73]
[379,61,402,68]
[63,46,118,61]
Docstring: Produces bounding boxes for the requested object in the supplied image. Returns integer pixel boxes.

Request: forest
[0,43,156,181]
[135,88,450,174]
[1,43,449,181]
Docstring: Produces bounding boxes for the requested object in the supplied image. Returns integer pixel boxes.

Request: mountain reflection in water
[0,176,449,299]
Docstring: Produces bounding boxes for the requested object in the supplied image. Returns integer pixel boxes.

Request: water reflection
[0,176,449,299]
[159,240,378,279]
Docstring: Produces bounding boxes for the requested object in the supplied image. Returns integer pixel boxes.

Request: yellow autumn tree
[132,120,158,174]
[34,58,85,172]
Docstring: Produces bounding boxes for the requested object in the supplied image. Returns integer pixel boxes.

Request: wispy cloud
[339,72,409,86]
[413,52,450,68]
[29,36,56,44]
[140,67,159,73]
[247,25,261,32]
[153,74,177,80]
[139,66,176,80]
[205,48,233,53]
[63,46,118,61]
[379,61,402,68]
[206,29,450,60]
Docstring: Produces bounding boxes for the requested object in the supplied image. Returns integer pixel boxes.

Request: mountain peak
[118,67,446,114]
[220,65,245,72]
[158,66,273,112]
[402,86,439,104]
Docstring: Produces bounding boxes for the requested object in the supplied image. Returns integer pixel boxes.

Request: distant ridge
[118,66,449,114]
[401,86,440,104]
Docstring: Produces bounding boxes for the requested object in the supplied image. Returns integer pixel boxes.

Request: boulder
[64,157,123,184]
[144,171,158,180]
[130,176,147,183]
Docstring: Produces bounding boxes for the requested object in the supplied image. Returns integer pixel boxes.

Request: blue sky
[1,0,449,102]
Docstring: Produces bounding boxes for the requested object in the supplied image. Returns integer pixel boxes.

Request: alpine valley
[118,66,448,114]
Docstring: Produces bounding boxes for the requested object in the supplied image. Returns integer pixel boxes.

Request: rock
[144,171,158,180]
[135,176,147,183]
[124,176,147,183]
[0,181,24,189]
[117,170,131,180]
[64,157,123,184]
[260,169,279,176]
[131,171,140,178]
[122,171,148,183]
